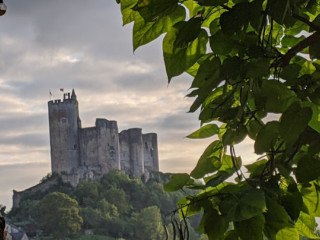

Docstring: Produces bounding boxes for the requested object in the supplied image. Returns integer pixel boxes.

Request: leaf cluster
[116,0,320,239]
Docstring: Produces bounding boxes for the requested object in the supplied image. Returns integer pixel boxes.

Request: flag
[60,88,64,92]
[49,90,52,96]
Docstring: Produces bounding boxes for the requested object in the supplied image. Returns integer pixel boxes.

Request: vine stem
[230,145,242,180]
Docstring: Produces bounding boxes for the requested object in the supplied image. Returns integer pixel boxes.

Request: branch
[292,14,320,33]
[273,32,320,67]
[283,32,320,66]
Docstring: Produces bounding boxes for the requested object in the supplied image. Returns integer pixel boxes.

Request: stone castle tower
[48,90,159,185]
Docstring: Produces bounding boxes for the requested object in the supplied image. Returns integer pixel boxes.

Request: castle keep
[48,89,159,184]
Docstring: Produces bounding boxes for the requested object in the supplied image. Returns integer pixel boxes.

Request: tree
[132,206,164,240]
[37,192,83,238]
[116,0,320,239]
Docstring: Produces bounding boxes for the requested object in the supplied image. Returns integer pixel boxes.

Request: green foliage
[116,0,320,239]
[37,192,83,238]
[131,206,164,240]
[9,171,192,239]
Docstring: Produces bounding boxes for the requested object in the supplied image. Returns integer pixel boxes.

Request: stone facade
[48,90,159,184]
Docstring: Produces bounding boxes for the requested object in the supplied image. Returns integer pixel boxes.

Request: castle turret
[80,119,121,175]
[143,133,159,172]
[119,128,144,177]
[48,90,81,174]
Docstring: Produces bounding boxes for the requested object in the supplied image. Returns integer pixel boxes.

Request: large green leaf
[280,63,301,82]
[191,56,221,89]
[310,42,320,59]
[264,197,292,239]
[295,154,320,183]
[222,124,247,146]
[275,227,299,240]
[190,140,223,179]
[220,2,250,34]
[163,23,208,81]
[163,173,190,192]
[221,57,247,82]
[254,121,280,154]
[304,102,320,133]
[268,0,291,24]
[245,159,268,178]
[133,0,178,22]
[201,209,228,239]
[220,189,266,221]
[133,5,185,51]
[234,214,265,240]
[257,80,297,113]
[247,58,270,79]
[301,181,320,217]
[205,154,241,187]
[246,119,262,140]
[187,124,219,139]
[182,0,200,17]
[174,17,203,48]
[120,0,140,25]
[280,101,312,145]
[210,30,234,55]
[280,180,303,221]
[296,212,320,239]
[281,35,306,48]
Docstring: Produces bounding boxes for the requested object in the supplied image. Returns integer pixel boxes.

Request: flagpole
[60,88,64,99]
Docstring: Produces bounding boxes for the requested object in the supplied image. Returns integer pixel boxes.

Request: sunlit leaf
[190,140,223,179]
[163,173,190,192]
[187,124,219,139]
[163,23,208,81]
[296,211,320,239]
[133,6,185,50]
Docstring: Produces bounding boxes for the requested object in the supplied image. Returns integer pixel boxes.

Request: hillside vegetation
[8,171,202,239]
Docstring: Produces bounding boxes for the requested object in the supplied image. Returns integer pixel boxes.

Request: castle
[48,89,159,184]
[12,90,159,208]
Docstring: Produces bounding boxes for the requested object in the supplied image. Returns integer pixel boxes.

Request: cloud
[0,0,258,211]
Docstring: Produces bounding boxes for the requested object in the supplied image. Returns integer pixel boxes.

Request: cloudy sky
[0,0,256,209]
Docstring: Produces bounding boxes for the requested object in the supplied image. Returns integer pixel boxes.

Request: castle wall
[119,128,144,177]
[12,176,59,208]
[95,119,121,173]
[119,131,132,175]
[48,95,80,174]
[80,119,120,175]
[142,133,159,172]
[80,127,99,168]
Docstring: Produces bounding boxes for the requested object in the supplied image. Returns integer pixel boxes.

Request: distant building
[6,222,29,240]
[48,89,159,186]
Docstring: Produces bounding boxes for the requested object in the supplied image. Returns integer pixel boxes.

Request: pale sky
[0,0,256,210]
